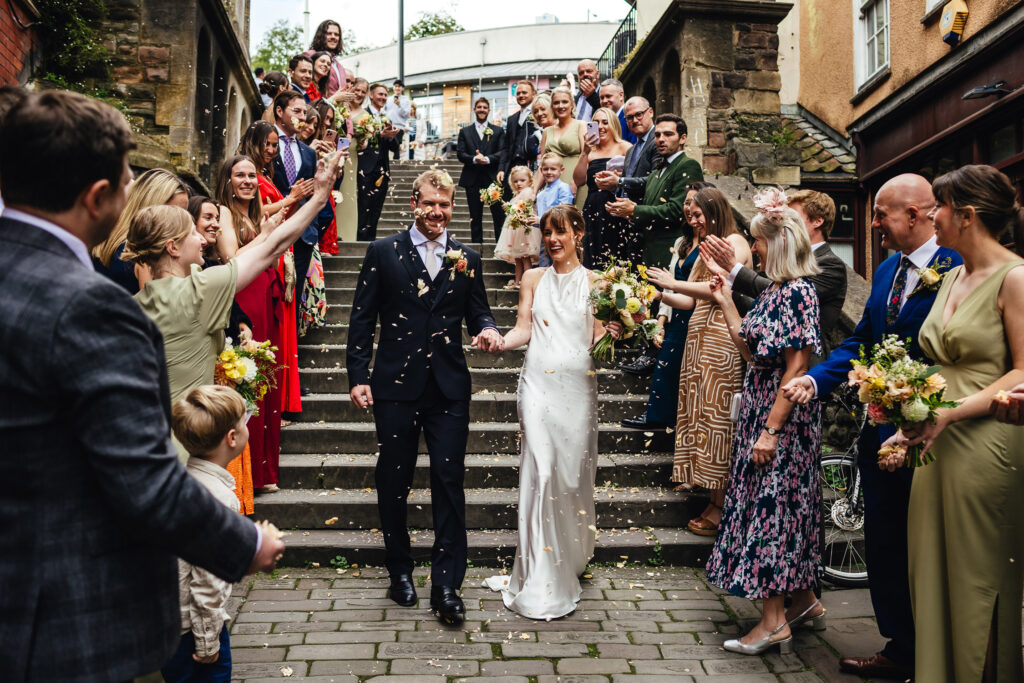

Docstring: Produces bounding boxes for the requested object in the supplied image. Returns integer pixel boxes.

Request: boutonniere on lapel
[525,114,536,127]
[913,257,953,294]
[443,248,474,280]
[483,126,493,140]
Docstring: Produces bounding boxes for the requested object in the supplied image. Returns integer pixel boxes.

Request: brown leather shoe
[838,653,910,680]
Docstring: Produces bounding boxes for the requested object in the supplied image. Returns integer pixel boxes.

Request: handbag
[729,391,743,423]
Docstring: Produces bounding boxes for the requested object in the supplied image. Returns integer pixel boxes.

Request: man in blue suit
[598,78,637,144]
[784,173,961,680]
[271,90,334,330]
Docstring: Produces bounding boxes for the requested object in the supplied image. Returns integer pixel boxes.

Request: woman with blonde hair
[538,86,585,205]
[574,106,632,266]
[123,152,342,463]
[92,168,188,292]
[700,187,823,656]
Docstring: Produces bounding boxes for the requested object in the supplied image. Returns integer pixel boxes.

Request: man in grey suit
[703,189,848,358]
[0,89,284,682]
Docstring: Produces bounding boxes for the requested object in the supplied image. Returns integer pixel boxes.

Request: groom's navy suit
[807,242,960,668]
[347,226,496,588]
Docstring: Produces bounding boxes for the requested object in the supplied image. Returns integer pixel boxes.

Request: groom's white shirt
[409,223,448,273]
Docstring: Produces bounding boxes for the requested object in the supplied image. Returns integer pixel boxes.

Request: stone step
[322,254,512,273]
[329,242,498,257]
[280,422,674,455]
[326,286,521,307]
[255,486,697,531]
[273,527,712,567]
[278,452,672,489]
[323,302,519,325]
[294,392,647,423]
[297,343,640,371]
[297,366,654,395]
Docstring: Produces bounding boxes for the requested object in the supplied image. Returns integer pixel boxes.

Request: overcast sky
[249,0,631,52]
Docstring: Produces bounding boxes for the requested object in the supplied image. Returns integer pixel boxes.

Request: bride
[485,204,621,619]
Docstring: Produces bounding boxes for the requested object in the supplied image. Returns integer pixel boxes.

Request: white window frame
[853,0,890,90]
[925,0,945,14]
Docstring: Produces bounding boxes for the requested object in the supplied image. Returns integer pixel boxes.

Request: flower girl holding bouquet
[494,165,540,288]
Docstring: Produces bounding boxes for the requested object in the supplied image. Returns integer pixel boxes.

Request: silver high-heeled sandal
[723,621,793,655]
[787,600,827,631]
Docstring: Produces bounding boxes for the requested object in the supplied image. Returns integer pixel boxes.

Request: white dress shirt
[517,103,533,126]
[575,92,594,122]
[474,121,491,164]
[888,235,939,311]
[274,124,303,175]
[2,208,93,269]
[409,224,448,275]
[385,94,411,128]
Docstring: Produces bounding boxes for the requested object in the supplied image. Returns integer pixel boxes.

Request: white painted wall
[635,0,673,38]
[777,0,799,105]
[340,22,619,82]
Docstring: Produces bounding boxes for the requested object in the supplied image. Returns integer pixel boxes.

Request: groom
[347,169,502,626]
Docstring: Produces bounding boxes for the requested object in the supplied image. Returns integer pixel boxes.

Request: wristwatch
[765,426,780,436]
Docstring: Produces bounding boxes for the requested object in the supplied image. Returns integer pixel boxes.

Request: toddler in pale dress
[494,165,540,287]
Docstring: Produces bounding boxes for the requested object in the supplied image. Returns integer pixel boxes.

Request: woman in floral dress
[702,188,823,656]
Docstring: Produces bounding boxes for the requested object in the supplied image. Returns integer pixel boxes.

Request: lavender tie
[281,136,297,186]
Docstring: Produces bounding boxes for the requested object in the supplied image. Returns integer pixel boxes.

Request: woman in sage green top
[539,86,586,208]
[122,151,343,458]
[881,165,1024,683]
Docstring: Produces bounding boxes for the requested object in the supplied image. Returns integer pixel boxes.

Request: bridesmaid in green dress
[883,165,1024,682]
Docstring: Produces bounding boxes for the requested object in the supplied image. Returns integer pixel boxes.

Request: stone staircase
[258,160,714,568]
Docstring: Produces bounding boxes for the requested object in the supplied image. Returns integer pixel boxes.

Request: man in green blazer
[606,113,704,269]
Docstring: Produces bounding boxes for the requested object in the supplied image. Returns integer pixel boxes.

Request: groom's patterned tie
[886,256,913,327]
[281,136,297,186]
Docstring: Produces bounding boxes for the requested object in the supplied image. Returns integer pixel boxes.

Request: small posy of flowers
[215,337,279,416]
[505,198,536,233]
[480,182,503,207]
[914,256,953,293]
[443,248,473,280]
[847,334,958,467]
[587,259,662,362]
[482,126,493,140]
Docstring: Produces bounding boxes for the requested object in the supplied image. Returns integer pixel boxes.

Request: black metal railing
[598,6,637,78]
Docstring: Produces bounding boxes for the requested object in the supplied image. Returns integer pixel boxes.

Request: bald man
[574,59,601,122]
[782,173,961,681]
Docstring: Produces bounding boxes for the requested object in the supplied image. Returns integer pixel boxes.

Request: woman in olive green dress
[539,86,586,208]
[883,165,1024,682]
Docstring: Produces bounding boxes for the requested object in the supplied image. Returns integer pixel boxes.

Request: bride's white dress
[484,265,598,619]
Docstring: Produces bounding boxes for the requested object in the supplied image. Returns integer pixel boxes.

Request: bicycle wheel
[820,452,869,587]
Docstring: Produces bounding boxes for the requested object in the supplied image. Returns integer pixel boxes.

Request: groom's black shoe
[388,574,417,607]
[430,586,465,626]
[621,415,669,430]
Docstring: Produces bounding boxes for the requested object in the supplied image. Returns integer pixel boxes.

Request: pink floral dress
[706,278,823,598]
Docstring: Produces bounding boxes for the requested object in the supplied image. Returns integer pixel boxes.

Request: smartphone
[587,120,600,139]
[337,137,351,151]
[323,129,338,144]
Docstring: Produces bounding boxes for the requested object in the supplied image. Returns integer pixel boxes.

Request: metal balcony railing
[598,6,637,78]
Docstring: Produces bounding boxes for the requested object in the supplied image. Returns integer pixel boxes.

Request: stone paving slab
[227,566,891,681]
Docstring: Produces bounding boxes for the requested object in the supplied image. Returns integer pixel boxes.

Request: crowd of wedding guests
[460,57,1024,682]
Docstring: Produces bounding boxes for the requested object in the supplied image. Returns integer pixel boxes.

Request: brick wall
[0,1,40,85]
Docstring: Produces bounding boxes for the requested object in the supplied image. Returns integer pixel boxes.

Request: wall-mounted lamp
[962,81,1010,100]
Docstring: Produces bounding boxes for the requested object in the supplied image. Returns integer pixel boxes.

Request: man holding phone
[358,82,401,240]
[574,59,601,123]
[385,79,412,161]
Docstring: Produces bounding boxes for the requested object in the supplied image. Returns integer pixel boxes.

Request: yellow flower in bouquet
[587,258,662,362]
[214,337,280,416]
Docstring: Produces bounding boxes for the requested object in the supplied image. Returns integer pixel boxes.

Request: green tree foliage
[253,19,305,72]
[404,10,464,40]
[35,0,110,80]
[340,28,365,56]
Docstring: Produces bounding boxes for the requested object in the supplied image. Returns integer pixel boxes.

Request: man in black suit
[594,96,658,202]
[272,89,334,328]
[347,169,502,626]
[289,53,313,103]
[702,189,849,360]
[357,82,401,241]
[0,89,283,682]
[457,97,505,243]
[497,80,538,193]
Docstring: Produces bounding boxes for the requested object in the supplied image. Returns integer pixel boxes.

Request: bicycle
[819,385,869,587]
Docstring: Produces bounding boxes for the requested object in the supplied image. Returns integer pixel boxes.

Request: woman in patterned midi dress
[703,190,824,656]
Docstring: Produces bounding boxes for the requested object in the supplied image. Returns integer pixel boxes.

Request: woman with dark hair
[307,51,333,102]
[879,164,1024,682]
[648,186,753,532]
[298,104,319,145]
[305,19,346,96]
[259,71,289,121]
[236,121,309,424]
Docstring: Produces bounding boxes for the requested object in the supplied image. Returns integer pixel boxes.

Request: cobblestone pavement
[227,566,888,682]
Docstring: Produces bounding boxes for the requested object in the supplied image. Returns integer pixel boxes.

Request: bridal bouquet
[352,113,388,145]
[587,259,661,362]
[214,338,279,416]
[480,182,503,207]
[847,334,958,467]
[505,197,536,233]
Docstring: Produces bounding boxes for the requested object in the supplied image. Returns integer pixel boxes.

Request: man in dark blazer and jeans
[457,97,505,242]
[0,89,284,682]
